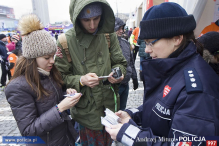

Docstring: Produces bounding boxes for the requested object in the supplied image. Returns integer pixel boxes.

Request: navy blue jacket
[0,40,8,61]
[116,42,219,145]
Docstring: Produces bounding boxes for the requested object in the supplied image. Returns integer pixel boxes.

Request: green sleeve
[109,33,127,76]
[54,40,81,92]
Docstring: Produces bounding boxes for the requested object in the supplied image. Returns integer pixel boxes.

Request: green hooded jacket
[55,0,127,130]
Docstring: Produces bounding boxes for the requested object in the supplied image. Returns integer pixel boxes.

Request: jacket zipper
[49,77,60,104]
[47,132,50,146]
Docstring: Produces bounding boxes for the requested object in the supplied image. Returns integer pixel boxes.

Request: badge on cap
[86,9,91,14]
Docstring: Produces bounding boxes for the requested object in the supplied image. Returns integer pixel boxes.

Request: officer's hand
[81,73,99,88]
[131,44,135,50]
[115,110,131,124]
[108,72,124,84]
[105,124,123,141]
[133,79,138,90]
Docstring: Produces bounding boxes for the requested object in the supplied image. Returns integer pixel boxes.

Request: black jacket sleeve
[8,62,14,70]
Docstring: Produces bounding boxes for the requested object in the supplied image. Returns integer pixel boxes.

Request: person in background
[7,33,11,44]
[5,14,81,146]
[55,0,127,145]
[6,42,18,77]
[115,17,138,110]
[55,32,58,41]
[129,26,140,63]
[197,31,219,76]
[0,34,9,88]
[105,2,219,146]
[127,28,133,39]
[122,27,129,41]
[137,38,150,83]
[11,35,22,56]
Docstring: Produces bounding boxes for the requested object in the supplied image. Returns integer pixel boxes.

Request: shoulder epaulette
[184,68,203,94]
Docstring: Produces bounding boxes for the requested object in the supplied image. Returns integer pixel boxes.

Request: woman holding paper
[5,14,81,146]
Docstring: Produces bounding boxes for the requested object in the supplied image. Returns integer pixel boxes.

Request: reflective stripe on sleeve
[125,125,140,139]
[128,108,139,114]
[121,134,134,146]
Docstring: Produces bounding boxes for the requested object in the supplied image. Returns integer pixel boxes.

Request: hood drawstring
[81,48,87,65]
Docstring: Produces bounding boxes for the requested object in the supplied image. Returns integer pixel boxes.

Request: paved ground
[0,55,144,146]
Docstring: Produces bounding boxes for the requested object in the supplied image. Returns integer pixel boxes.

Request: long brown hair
[179,31,204,56]
[7,56,63,100]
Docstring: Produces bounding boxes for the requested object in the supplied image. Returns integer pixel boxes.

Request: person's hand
[66,88,77,94]
[115,110,131,124]
[58,93,82,112]
[108,72,124,84]
[81,73,99,88]
[133,79,138,90]
[105,124,123,140]
[131,44,135,50]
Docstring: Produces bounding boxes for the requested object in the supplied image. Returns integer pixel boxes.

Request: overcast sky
[0,0,142,23]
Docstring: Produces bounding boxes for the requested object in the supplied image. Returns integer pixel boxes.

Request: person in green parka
[55,0,127,145]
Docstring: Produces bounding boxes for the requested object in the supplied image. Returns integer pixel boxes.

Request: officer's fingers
[105,126,111,133]
[111,124,122,129]
[115,110,123,116]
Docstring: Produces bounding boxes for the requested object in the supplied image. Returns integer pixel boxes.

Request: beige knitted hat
[18,14,57,58]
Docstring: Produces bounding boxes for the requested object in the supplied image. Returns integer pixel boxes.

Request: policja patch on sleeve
[184,68,203,94]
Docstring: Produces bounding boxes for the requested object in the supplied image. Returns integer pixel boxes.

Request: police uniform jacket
[116,42,219,146]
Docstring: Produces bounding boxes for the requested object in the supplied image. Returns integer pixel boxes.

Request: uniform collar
[142,42,197,96]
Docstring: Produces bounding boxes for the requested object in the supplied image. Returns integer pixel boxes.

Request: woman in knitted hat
[197,31,219,76]
[106,2,219,145]
[5,14,82,146]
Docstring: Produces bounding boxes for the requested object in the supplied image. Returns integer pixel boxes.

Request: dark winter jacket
[5,74,77,146]
[118,37,137,85]
[0,40,8,61]
[15,41,22,56]
[116,42,219,145]
[137,39,150,58]
[115,17,137,85]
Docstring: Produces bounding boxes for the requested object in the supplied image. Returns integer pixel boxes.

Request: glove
[133,79,138,90]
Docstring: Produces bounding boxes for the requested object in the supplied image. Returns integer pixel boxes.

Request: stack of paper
[101,108,121,128]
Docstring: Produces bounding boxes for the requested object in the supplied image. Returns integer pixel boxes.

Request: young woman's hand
[58,93,82,112]
[115,110,131,124]
[105,124,123,140]
[66,88,77,95]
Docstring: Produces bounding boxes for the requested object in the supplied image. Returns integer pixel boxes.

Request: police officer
[106,2,219,146]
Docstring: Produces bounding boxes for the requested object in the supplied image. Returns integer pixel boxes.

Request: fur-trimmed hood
[203,49,214,63]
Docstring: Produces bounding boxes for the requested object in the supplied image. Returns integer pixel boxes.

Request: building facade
[32,0,50,26]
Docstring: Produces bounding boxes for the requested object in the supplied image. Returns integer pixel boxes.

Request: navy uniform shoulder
[184,68,203,94]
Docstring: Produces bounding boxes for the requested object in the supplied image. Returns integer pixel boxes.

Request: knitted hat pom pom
[18,14,44,36]
[17,14,57,59]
